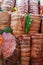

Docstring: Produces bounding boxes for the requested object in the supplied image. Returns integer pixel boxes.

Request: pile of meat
[0,32,20,65]
[19,34,43,65]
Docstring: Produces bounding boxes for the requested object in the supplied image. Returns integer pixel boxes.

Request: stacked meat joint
[28,14,41,34]
[29,0,39,14]
[1,0,15,11]
[31,34,43,65]
[16,0,28,14]
[0,12,11,30]
[19,35,30,65]
[11,12,25,38]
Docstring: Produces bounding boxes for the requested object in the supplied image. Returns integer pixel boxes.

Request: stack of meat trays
[0,12,11,30]
[19,35,30,65]
[41,19,43,33]
[31,34,42,65]
[28,14,41,34]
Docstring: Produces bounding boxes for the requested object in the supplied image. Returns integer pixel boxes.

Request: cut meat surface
[1,32,16,59]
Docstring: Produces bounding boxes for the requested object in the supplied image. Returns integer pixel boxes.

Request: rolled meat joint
[0,12,11,23]
[19,35,30,65]
[42,35,43,65]
[28,14,41,34]
[1,32,20,64]
[16,0,28,14]
[31,34,42,58]
[42,40,43,65]
[0,12,11,30]
[11,12,25,38]
[29,0,39,14]
[1,0,15,11]
[31,34,42,65]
